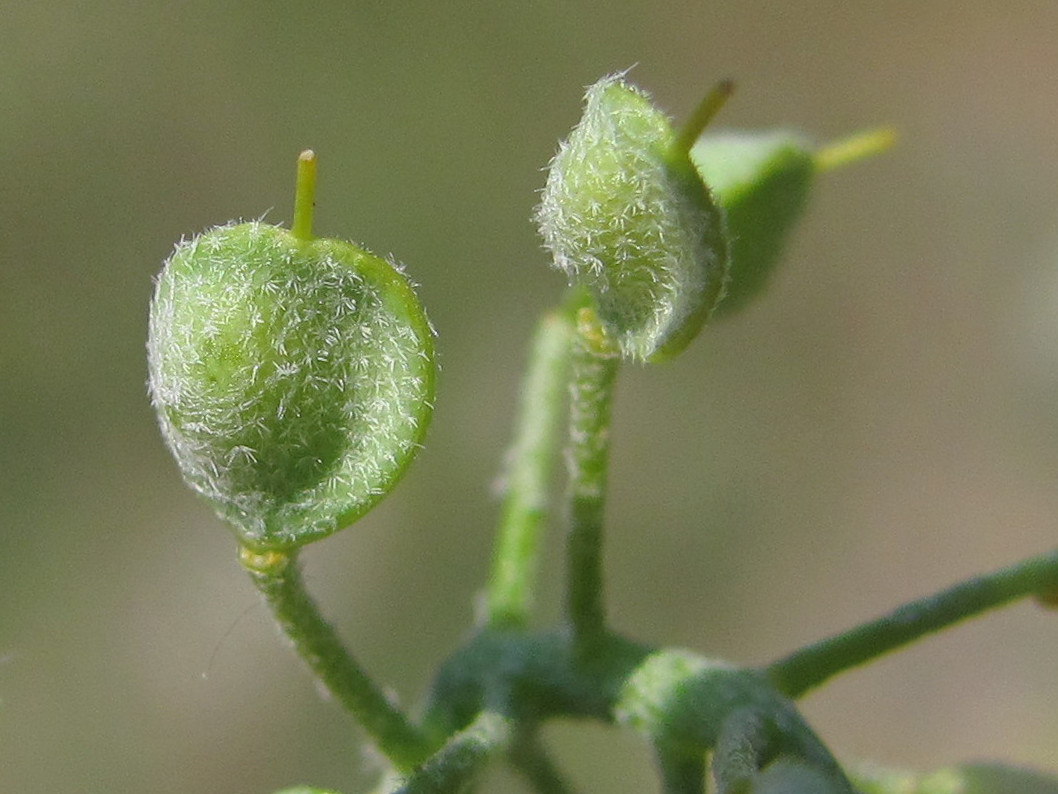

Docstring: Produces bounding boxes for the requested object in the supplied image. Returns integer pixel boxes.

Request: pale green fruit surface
[691,131,815,317]
[536,74,729,361]
[147,221,435,551]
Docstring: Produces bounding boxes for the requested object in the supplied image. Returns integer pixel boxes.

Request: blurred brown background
[2,1,1057,792]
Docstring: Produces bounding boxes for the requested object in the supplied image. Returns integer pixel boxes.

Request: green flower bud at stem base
[148,152,435,551]
[536,74,730,362]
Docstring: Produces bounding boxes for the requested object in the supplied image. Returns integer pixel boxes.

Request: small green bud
[536,74,729,361]
[148,152,435,551]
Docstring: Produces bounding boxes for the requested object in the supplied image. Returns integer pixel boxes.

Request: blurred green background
[3,1,1057,792]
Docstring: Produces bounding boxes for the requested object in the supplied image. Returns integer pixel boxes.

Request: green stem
[655,748,705,794]
[508,729,579,794]
[565,310,620,652]
[486,309,575,629]
[813,127,897,173]
[711,709,767,792]
[240,547,430,771]
[292,149,317,241]
[673,79,735,157]
[765,547,1058,699]
[390,710,514,794]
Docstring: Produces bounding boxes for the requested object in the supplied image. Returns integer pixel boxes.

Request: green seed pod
[690,131,815,317]
[148,152,435,551]
[692,127,895,317]
[536,74,730,362]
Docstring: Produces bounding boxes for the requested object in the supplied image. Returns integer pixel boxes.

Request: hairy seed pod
[148,170,435,551]
[536,74,729,361]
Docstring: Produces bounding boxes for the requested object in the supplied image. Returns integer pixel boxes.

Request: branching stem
[389,710,514,794]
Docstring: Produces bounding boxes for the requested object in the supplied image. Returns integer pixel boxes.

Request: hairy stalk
[765,547,1058,698]
[240,547,430,770]
[487,308,576,629]
[565,309,620,652]
[390,711,514,794]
